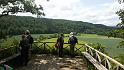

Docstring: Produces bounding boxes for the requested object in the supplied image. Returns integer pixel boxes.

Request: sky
[18,0,124,26]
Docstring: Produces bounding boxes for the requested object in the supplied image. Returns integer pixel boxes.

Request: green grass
[11,34,54,40]
[0,34,54,48]
[42,37,86,44]
[42,34,124,58]
[1,34,124,59]
[77,34,124,58]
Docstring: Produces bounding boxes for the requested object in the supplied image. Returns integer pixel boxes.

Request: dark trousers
[58,45,63,57]
[20,48,29,66]
[70,44,75,57]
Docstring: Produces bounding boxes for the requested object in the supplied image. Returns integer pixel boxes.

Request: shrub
[89,43,106,53]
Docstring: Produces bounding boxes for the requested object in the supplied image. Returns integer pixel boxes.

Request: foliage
[112,1,124,47]
[0,0,46,17]
[114,54,124,64]
[1,34,124,65]
[0,46,18,60]
[0,16,114,36]
[0,31,6,39]
[12,38,19,46]
[0,37,19,48]
[108,8,124,48]
[117,40,124,48]
[77,34,123,57]
[107,29,124,38]
[107,27,124,49]
[89,43,106,53]
[36,34,58,42]
[116,9,124,28]
[39,34,124,58]
[1,34,123,58]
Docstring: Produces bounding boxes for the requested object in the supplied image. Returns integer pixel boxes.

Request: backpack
[68,36,77,44]
[26,35,34,44]
[29,36,33,44]
[55,42,60,48]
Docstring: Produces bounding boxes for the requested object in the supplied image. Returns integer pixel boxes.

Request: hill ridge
[0,15,115,35]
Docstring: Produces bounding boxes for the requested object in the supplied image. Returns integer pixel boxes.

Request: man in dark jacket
[57,34,64,57]
[19,34,30,66]
[19,30,34,66]
[25,30,34,46]
[68,32,78,57]
[25,30,34,60]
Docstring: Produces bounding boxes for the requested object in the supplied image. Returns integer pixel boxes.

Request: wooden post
[43,42,46,53]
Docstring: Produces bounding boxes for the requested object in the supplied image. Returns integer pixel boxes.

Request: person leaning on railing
[68,32,78,58]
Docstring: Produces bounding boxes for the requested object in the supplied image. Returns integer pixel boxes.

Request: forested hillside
[0,15,115,36]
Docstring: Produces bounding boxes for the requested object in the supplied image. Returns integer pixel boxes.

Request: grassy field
[0,34,124,58]
[77,34,124,58]
[42,34,124,58]
[0,34,53,48]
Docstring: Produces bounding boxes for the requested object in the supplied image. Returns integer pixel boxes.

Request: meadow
[0,34,53,48]
[42,34,124,58]
[77,34,124,57]
[0,34,124,59]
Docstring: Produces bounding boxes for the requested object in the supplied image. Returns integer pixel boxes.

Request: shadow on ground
[16,54,88,70]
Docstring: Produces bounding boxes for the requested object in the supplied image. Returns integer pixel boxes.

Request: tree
[116,10,124,30]
[0,0,46,17]
[117,0,124,26]
[0,0,49,39]
[110,0,124,47]
[118,0,124,4]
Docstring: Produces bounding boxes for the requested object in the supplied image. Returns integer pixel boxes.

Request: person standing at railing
[25,30,34,61]
[56,34,64,57]
[68,32,78,58]
[19,34,30,66]
[25,30,34,49]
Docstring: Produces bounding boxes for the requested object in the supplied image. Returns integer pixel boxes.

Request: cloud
[21,0,124,26]
[88,1,123,26]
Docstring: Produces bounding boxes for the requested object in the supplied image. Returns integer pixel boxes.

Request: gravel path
[16,54,88,70]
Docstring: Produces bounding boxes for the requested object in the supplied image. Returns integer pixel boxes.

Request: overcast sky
[18,0,124,26]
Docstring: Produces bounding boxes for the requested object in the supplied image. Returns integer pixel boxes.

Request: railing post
[43,42,46,53]
[95,52,101,63]
[2,51,4,58]
[89,48,93,56]
[85,46,88,52]
[15,45,18,53]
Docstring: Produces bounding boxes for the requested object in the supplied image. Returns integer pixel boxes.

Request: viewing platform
[0,42,124,70]
[16,54,88,70]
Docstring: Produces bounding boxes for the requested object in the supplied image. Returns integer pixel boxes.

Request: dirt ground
[16,54,88,70]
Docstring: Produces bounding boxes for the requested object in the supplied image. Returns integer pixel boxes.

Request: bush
[89,43,106,53]
[117,40,124,48]
[114,54,124,64]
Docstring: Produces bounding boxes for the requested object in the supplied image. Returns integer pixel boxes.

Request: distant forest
[0,15,115,36]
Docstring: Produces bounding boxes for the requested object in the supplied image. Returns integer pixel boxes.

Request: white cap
[25,30,30,34]
[70,32,74,35]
